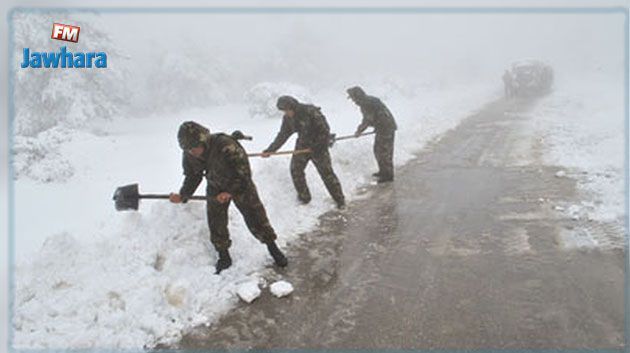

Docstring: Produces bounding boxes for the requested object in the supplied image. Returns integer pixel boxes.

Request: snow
[269,280,294,298]
[529,73,625,226]
[13,80,497,349]
[236,281,261,304]
[554,170,566,178]
[244,82,312,119]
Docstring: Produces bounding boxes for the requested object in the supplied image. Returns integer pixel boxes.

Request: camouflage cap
[347,86,366,99]
[178,121,210,150]
[276,96,299,111]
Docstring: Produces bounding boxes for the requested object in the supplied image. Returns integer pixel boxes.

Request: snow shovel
[112,183,206,211]
[329,131,375,147]
[248,148,311,158]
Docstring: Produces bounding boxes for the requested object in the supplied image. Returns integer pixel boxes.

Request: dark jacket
[356,95,397,133]
[264,104,331,154]
[179,133,252,200]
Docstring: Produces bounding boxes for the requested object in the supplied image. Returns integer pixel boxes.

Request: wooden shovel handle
[248,148,312,158]
[140,194,206,200]
[334,131,376,141]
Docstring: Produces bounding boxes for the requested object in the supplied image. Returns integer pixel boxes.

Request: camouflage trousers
[290,149,345,206]
[374,130,395,179]
[206,182,277,251]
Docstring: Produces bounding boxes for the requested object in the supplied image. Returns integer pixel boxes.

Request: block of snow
[236,281,261,303]
[555,170,567,178]
[165,281,189,308]
[270,280,294,298]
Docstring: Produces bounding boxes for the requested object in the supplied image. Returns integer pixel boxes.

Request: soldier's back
[365,95,397,131]
[295,104,325,130]
[209,133,251,171]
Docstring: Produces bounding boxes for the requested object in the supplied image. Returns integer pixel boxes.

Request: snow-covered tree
[11,10,129,181]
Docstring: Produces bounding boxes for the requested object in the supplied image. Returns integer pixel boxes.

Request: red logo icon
[51,23,80,43]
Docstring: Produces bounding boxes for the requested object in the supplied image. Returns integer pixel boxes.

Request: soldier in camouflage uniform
[169,121,288,274]
[347,86,397,183]
[262,96,346,209]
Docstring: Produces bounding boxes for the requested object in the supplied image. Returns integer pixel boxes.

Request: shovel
[329,131,375,147]
[231,130,310,158]
[112,183,206,211]
[248,148,311,158]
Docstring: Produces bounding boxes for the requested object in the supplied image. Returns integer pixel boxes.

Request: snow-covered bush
[13,127,75,182]
[244,82,311,119]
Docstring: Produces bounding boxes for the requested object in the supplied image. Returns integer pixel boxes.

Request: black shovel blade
[113,183,140,211]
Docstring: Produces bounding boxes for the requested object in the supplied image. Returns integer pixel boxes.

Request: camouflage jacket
[179,133,252,200]
[264,104,331,154]
[356,95,397,133]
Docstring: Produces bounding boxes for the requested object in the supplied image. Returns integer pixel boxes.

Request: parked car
[509,60,553,97]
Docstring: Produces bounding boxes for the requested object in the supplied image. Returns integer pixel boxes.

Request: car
[509,60,553,97]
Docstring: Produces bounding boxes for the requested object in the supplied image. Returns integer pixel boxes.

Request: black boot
[298,195,311,205]
[267,242,288,267]
[377,175,394,184]
[215,249,232,274]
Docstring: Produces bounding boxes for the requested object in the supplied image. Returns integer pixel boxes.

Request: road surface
[178,98,625,350]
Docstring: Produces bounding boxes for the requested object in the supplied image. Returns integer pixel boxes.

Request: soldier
[169,121,288,274]
[261,96,346,209]
[502,70,514,98]
[347,86,397,183]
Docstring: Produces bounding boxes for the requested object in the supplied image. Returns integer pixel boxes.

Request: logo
[51,23,80,43]
[20,23,107,69]
[21,47,107,69]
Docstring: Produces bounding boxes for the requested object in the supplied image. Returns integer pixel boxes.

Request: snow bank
[13,81,497,349]
[529,74,625,225]
[13,127,81,182]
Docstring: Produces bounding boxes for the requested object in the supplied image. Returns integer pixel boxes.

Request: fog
[108,11,624,93]
[11,10,625,130]
[10,8,625,179]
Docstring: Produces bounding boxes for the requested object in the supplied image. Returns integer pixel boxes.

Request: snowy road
[177,97,625,349]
